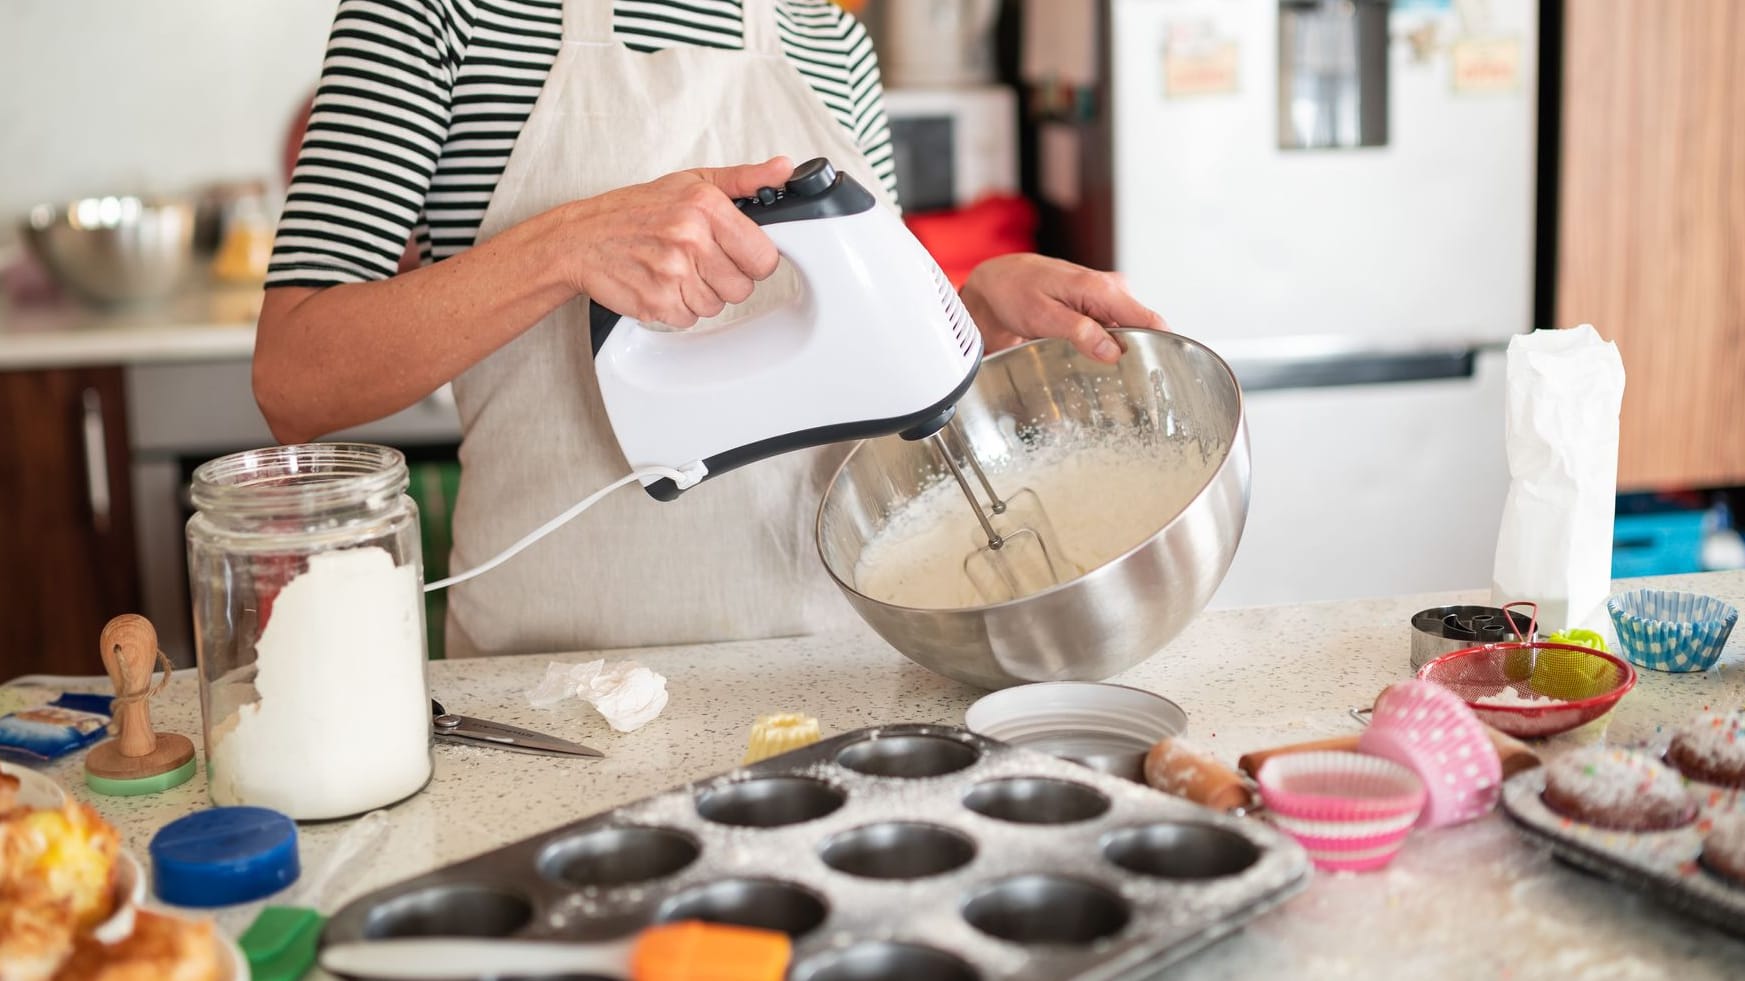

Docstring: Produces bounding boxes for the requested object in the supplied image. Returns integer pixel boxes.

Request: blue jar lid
[149,806,300,908]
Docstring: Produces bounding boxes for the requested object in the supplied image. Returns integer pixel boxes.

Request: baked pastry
[53,911,220,981]
[1666,710,1745,788]
[0,801,121,981]
[0,802,120,931]
[1704,817,1745,886]
[1541,745,1697,831]
[1705,817,1745,886]
[0,900,74,981]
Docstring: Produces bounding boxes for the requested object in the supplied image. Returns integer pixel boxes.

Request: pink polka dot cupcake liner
[1359,680,1503,828]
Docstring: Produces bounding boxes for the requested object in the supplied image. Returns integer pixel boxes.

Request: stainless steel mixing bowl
[817,329,1249,690]
[22,195,198,306]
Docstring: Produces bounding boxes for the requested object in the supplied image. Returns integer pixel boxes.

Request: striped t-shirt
[268,0,896,288]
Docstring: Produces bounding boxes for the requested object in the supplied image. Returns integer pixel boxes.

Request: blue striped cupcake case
[1607,589,1739,673]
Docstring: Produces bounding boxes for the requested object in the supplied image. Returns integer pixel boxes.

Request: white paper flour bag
[1490,325,1626,632]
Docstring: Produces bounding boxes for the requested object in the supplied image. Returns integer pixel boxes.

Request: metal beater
[929,420,1079,603]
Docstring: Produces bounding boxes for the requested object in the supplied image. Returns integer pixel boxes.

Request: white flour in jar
[853,439,1220,609]
[209,547,430,819]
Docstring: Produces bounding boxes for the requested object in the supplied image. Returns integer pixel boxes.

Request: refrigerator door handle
[1223,344,1488,393]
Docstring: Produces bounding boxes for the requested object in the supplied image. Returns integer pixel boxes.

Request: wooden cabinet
[0,367,139,678]
[1554,0,1745,491]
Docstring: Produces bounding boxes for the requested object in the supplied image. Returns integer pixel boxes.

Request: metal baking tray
[1501,768,1745,939]
[324,724,1311,979]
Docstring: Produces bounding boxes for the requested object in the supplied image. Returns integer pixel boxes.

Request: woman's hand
[563,157,794,328]
[959,254,1166,363]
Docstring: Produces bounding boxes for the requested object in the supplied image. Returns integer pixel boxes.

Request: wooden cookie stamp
[85,614,197,796]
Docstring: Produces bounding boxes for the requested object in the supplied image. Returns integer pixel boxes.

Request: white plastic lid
[965,682,1188,758]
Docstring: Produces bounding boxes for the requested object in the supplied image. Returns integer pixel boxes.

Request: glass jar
[187,443,432,820]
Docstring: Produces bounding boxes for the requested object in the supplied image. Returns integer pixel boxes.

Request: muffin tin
[1501,762,1745,939]
[323,724,1310,979]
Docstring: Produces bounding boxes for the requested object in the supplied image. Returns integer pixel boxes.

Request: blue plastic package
[0,693,114,762]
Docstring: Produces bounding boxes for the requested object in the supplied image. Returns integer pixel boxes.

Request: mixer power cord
[422,461,709,593]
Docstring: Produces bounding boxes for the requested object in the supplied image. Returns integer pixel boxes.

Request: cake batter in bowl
[816,329,1249,689]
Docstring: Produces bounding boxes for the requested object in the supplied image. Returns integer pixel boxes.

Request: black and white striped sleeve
[777,0,899,208]
[839,12,898,208]
[267,0,458,288]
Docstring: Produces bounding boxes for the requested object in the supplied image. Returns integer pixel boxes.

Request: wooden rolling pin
[1236,726,1540,782]
[1144,737,1254,813]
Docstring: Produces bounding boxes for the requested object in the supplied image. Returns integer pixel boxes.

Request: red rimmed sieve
[1414,599,1636,738]
[1416,640,1637,739]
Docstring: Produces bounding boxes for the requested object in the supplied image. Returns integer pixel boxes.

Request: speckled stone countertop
[10,571,1745,979]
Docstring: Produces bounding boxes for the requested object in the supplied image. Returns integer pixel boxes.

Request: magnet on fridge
[1402,22,1441,64]
[1451,37,1522,93]
[1162,26,1239,99]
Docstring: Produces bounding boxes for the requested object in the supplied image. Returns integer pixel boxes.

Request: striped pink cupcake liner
[1304,840,1414,873]
[1257,751,1426,872]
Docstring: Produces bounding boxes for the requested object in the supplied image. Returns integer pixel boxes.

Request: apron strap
[742,0,784,57]
[563,0,614,44]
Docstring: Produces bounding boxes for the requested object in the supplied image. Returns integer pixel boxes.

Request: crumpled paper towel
[1490,324,1626,633]
[528,659,669,732]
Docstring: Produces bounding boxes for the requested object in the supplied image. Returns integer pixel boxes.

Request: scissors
[431,700,603,758]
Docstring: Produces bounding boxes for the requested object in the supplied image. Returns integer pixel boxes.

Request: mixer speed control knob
[785,158,838,198]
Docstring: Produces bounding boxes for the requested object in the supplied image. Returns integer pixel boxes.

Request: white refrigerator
[1103,0,1539,606]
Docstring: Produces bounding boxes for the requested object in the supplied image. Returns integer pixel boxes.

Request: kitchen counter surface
[15,570,1745,979]
[0,287,259,370]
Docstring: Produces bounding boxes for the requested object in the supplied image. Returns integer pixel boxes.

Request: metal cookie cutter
[1409,604,1534,671]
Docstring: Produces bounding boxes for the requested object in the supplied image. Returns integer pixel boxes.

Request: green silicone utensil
[241,906,325,981]
[238,809,389,980]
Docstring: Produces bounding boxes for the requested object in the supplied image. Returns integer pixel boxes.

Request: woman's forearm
[254,158,792,445]
[253,203,580,444]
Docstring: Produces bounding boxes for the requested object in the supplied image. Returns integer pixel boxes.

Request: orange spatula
[633,920,791,981]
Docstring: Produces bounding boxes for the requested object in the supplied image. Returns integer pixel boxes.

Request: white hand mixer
[588,157,980,498]
[431,159,1072,602]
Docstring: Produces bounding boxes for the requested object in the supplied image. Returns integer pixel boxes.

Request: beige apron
[446,0,893,657]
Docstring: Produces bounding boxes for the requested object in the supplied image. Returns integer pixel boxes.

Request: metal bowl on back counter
[817,329,1249,690]
[22,194,197,306]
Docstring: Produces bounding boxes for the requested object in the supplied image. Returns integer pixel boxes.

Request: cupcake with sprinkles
[1702,817,1745,886]
[1542,745,1698,832]
[1666,710,1745,789]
